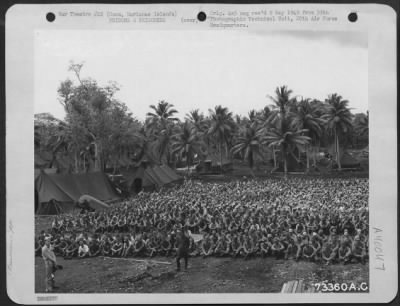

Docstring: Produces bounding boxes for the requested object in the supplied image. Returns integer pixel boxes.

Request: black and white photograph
[5,3,397,304]
[32,28,371,294]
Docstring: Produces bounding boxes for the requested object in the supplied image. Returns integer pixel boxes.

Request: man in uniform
[42,236,59,292]
[338,240,352,264]
[352,235,367,264]
[176,227,190,272]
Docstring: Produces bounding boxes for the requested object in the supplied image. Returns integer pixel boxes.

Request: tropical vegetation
[34,63,369,175]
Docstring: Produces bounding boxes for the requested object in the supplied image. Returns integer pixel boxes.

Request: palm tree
[231,124,261,176]
[247,110,257,125]
[146,100,178,128]
[291,99,325,170]
[133,127,159,164]
[260,86,297,173]
[171,121,206,174]
[207,105,235,168]
[256,106,278,167]
[185,109,206,134]
[268,86,295,119]
[146,101,179,164]
[156,123,176,164]
[354,111,369,138]
[322,94,353,169]
[259,118,311,175]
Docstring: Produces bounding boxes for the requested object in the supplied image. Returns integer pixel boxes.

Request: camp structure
[338,152,361,169]
[78,194,111,211]
[119,163,183,193]
[35,168,57,179]
[196,151,233,173]
[35,171,119,214]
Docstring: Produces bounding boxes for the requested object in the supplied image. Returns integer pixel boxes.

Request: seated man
[338,241,352,265]
[55,237,68,257]
[230,234,243,258]
[340,229,353,246]
[295,234,305,262]
[78,240,90,258]
[259,235,272,258]
[243,235,256,260]
[321,241,336,265]
[215,234,230,257]
[271,237,285,259]
[161,235,172,257]
[311,233,322,263]
[200,235,214,258]
[101,239,112,256]
[284,233,297,260]
[145,235,158,257]
[133,235,145,257]
[302,239,317,262]
[198,218,208,233]
[111,237,123,257]
[64,237,78,259]
[351,236,367,264]
[88,238,101,257]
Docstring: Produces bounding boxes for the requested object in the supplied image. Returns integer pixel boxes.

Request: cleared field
[35,255,368,293]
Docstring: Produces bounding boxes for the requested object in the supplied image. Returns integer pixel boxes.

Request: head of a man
[44,236,51,247]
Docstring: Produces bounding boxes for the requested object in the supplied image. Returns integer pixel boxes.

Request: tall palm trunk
[336,129,341,169]
[93,142,99,171]
[281,144,287,176]
[306,144,310,172]
[272,146,277,168]
[249,151,255,177]
[220,142,223,170]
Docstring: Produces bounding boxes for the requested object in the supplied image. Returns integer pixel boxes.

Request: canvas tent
[78,195,111,211]
[35,171,119,214]
[35,168,57,179]
[197,151,233,173]
[119,163,182,193]
[339,152,361,168]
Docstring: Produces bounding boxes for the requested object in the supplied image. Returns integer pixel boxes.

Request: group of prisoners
[36,177,369,265]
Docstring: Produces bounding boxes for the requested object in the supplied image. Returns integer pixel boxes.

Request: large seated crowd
[36,177,369,265]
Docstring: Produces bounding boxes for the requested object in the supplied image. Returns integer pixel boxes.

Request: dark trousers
[176,251,188,271]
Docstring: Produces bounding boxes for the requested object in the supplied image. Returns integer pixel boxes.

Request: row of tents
[35,163,183,215]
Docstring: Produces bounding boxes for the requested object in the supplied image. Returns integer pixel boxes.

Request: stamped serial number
[314,281,369,292]
[37,296,58,301]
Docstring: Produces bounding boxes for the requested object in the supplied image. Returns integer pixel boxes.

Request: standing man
[176,226,190,272]
[42,236,58,292]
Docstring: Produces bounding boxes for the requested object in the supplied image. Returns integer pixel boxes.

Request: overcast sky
[34,30,368,121]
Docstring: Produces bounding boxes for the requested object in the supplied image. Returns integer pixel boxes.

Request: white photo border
[6,3,397,304]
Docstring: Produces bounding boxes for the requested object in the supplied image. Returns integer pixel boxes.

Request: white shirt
[79,244,89,254]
